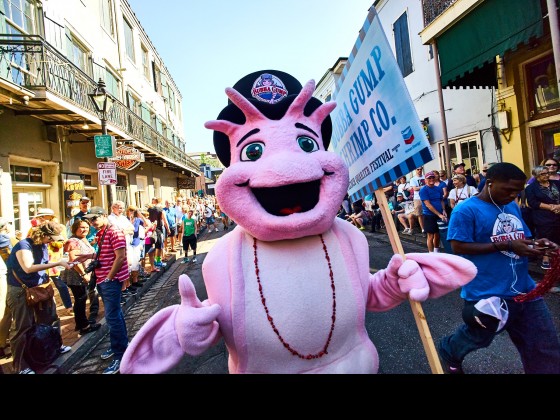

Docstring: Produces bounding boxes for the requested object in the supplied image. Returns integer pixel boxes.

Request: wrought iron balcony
[0,34,200,175]
[422,0,458,26]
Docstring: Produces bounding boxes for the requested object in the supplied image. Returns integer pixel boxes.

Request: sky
[126,0,374,154]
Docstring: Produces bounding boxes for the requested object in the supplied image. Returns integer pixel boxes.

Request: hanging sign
[108,145,143,170]
[94,135,116,158]
[98,162,117,185]
[177,177,196,189]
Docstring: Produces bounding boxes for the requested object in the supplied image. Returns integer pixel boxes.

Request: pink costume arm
[367,253,477,312]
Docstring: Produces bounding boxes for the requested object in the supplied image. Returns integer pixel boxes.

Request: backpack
[24,324,62,372]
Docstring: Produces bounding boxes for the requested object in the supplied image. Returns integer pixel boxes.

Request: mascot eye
[297,136,319,153]
[240,142,265,161]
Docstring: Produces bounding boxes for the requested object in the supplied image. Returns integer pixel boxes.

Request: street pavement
[52,221,559,375]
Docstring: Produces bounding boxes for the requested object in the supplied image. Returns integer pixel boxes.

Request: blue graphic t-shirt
[419,185,444,215]
[447,196,535,300]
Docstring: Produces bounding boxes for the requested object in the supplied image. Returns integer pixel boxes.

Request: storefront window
[528,55,559,116]
[11,165,43,183]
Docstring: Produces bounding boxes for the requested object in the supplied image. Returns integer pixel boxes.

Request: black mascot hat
[211,69,333,167]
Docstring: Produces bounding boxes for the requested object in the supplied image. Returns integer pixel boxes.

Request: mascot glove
[386,254,430,302]
[175,274,222,356]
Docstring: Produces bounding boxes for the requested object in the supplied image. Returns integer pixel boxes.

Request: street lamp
[89,78,116,205]
[88,78,115,135]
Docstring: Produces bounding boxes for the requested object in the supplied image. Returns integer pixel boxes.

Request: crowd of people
[0,157,558,375]
[0,193,228,374]
[341,159,560,269]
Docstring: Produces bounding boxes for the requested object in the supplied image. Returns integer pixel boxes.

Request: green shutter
[438,0,543,86]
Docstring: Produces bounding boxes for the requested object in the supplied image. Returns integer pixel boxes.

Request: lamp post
[89,78,116,206]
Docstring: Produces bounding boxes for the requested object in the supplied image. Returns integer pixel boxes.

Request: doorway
[438,133,483,173]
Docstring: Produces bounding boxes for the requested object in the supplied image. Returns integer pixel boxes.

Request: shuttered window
[394,11,413,78]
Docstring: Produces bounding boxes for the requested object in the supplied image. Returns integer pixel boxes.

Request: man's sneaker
[192,257,197,263]
[125,288,137,296]
[100,348,114,360]
[183,257,190,263]
[102,359,120,374]
[59,345,72,354]
[19,368,35,374]
[550,286,560,294]
[208,229,213,233]
[541,261,551,270]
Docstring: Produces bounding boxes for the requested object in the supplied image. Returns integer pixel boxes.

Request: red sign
[108,146,143,170]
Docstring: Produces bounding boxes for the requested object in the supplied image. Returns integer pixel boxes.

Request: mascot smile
[120,70,476,374]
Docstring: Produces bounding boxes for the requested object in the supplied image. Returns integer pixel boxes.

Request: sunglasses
[545,163,558,167]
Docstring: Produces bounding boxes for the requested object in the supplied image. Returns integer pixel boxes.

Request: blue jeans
[439,297,560,373]
[52,275,73,309]
[97,280,128,360]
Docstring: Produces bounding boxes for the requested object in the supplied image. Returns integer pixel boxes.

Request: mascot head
[205,70,349,241]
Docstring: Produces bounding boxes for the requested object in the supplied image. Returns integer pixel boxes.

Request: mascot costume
[121,70,476,374]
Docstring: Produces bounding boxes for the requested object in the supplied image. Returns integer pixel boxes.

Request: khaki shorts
[413,200,423,217]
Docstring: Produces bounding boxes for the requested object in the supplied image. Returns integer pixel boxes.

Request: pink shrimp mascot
[121,70,476,374]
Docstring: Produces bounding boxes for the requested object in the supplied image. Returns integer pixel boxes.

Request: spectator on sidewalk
[524,165,560,272]
[61,219,101,335]
[108,201,135,298]
[410,167,426,235]
[163,200,177,252]
[79,207,129,374]
[448,174,478,212]
[451,162,477,188]
[438,162,560,374]
[181,209,199,263]
[6,222,73,374]
[148,198,169,268]
[419,171,447,253]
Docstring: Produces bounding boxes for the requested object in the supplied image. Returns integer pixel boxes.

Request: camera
[84,260,100,274]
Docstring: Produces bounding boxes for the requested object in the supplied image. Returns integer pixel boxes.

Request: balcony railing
[0,34,200,175]
[422,0,458,26]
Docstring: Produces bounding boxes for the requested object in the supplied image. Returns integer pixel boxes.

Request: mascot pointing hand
[121,70,476,374]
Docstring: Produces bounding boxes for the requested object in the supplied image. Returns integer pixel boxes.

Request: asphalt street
[63,225,560,375]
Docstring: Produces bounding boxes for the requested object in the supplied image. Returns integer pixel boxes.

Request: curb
[47,254,177,374]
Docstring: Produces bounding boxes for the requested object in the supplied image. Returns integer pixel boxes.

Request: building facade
[317,0,496,176]
[419,0,559,175]
[0,0,200,234]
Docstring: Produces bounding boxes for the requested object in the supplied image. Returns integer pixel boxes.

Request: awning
[438,0,544,86]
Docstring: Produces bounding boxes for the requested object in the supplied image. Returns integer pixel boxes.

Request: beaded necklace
[252,234,336,359]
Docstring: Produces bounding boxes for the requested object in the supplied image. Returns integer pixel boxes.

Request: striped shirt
[94,225,128,283]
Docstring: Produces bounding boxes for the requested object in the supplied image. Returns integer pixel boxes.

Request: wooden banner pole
[373,189,443,374]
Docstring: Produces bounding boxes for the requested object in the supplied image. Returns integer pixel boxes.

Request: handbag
[12,270,54,308]
[60,266,84,286]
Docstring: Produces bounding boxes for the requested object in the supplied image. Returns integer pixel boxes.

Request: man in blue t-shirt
[163,200,177,252]
[437,162,560,374]
[418,171,447,253]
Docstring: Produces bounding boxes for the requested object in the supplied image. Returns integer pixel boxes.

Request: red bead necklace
[253,234,336,360]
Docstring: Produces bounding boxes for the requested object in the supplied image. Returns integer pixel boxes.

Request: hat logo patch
[251,73,288,104]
